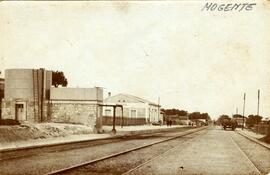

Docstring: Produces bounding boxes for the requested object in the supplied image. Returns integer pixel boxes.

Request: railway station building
[102,93,161,125]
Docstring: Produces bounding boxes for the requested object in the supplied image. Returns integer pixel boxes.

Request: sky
[1,1,270,119]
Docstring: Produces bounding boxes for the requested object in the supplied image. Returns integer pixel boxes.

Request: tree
[178,110,188,116]
[52,71,68,87]
[201,113,210,120]
[232,114,244,118]
[188,112,210,120]
[246,115,262,127]
[216,115,230,125]
[163,109,188,116]
[188,112,201,120]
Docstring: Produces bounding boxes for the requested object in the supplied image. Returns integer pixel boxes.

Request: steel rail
[121,132,197,175]
[230,134,262,175]
[236,131,270,150]
[47,126,208,175]
[0,126,193,153]
[0,129,191,162]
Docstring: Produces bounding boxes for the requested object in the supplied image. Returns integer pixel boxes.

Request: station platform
[0,124,187,152]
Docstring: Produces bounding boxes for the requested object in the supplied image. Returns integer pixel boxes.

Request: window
[131,109,136,118]
[105,109,112,116]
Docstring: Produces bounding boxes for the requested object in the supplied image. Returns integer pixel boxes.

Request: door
[15,104,25,121]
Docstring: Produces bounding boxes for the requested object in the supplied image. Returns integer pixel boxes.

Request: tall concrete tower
[2,68,52,122]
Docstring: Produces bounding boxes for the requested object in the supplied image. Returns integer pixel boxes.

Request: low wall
[49,101,102,132]
[102,116,146,126]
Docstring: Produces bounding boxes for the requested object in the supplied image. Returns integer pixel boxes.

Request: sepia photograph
[0,1,270,174]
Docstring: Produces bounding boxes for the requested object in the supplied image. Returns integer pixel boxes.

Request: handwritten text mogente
[202,3,256,12]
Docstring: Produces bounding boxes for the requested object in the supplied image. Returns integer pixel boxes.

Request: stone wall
[49,101,102,132]
[1,99,50,123]
[1,99,14,120]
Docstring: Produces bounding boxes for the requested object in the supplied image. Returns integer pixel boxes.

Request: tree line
[161,108,211,120]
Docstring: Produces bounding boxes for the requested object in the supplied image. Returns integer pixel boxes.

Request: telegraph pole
[257,89,260,116]
[242,93,246,130]
[236,107,238,115]
[158,97,160,122]
[257,89,260,134]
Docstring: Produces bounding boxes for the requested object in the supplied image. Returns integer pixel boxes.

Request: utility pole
[257,89,260,134]
[257,89,260,116]
[236,107,238,115]
[242,93,246,130]
[158,97,160,122]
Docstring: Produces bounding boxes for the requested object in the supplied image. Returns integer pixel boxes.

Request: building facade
[102,93,161,125]
[1,68,103,132]
[234,117,247,127]
[164,114,190,125]
[49,87,103,132]
[1,69,52,122]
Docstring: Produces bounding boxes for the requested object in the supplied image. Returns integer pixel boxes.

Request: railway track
[0,127,195,162]
[47,126,208,175]
[230,134,262,175]
[230,131,270,175]
[3,126,267,175]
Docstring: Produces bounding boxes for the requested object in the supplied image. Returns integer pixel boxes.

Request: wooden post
[121,106,124,128]
[112,106,116,134]
[242,93,246,130]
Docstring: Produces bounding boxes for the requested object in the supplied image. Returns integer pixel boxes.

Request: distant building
[261,118,270,124]
[179,115,190,125]
[164,114,190,125]
[103,93,161,125]
[234,117,247,127]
